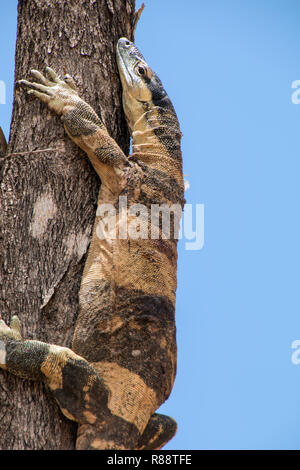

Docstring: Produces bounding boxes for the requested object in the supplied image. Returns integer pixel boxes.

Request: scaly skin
[0,38,184,450]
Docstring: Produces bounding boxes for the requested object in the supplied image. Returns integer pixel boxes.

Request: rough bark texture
[0,0,135,450]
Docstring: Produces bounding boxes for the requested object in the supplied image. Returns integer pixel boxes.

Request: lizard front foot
[18,67,80,115]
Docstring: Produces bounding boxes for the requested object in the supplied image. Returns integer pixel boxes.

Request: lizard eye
[137,66,146,76]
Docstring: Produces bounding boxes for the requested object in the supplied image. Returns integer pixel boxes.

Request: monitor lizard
[0,37,185,450]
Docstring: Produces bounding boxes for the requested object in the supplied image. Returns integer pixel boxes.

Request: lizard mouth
[116,38,135,87]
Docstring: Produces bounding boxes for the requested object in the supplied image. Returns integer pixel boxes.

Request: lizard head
[116,37,174,131]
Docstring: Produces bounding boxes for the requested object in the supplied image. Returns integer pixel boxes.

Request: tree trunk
[0,0,135,450]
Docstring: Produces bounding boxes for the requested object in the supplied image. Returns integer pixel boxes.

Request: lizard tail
[137,413,177,450]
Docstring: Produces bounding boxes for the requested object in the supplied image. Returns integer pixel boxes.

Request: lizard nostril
[119,38,131,49]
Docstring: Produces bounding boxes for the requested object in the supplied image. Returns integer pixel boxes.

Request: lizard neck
[130,103,183,180]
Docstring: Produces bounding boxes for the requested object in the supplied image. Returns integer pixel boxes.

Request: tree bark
[0,0,135,450]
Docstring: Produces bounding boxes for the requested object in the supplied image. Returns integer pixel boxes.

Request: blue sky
[1,0,300,450]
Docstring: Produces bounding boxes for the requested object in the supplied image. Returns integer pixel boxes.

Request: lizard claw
[18,79,53,96]
[45,66,60,83]
[63,74,78,91]
[30,69,51,86]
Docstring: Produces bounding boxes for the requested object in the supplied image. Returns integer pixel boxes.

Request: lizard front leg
[18,68,130,183]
